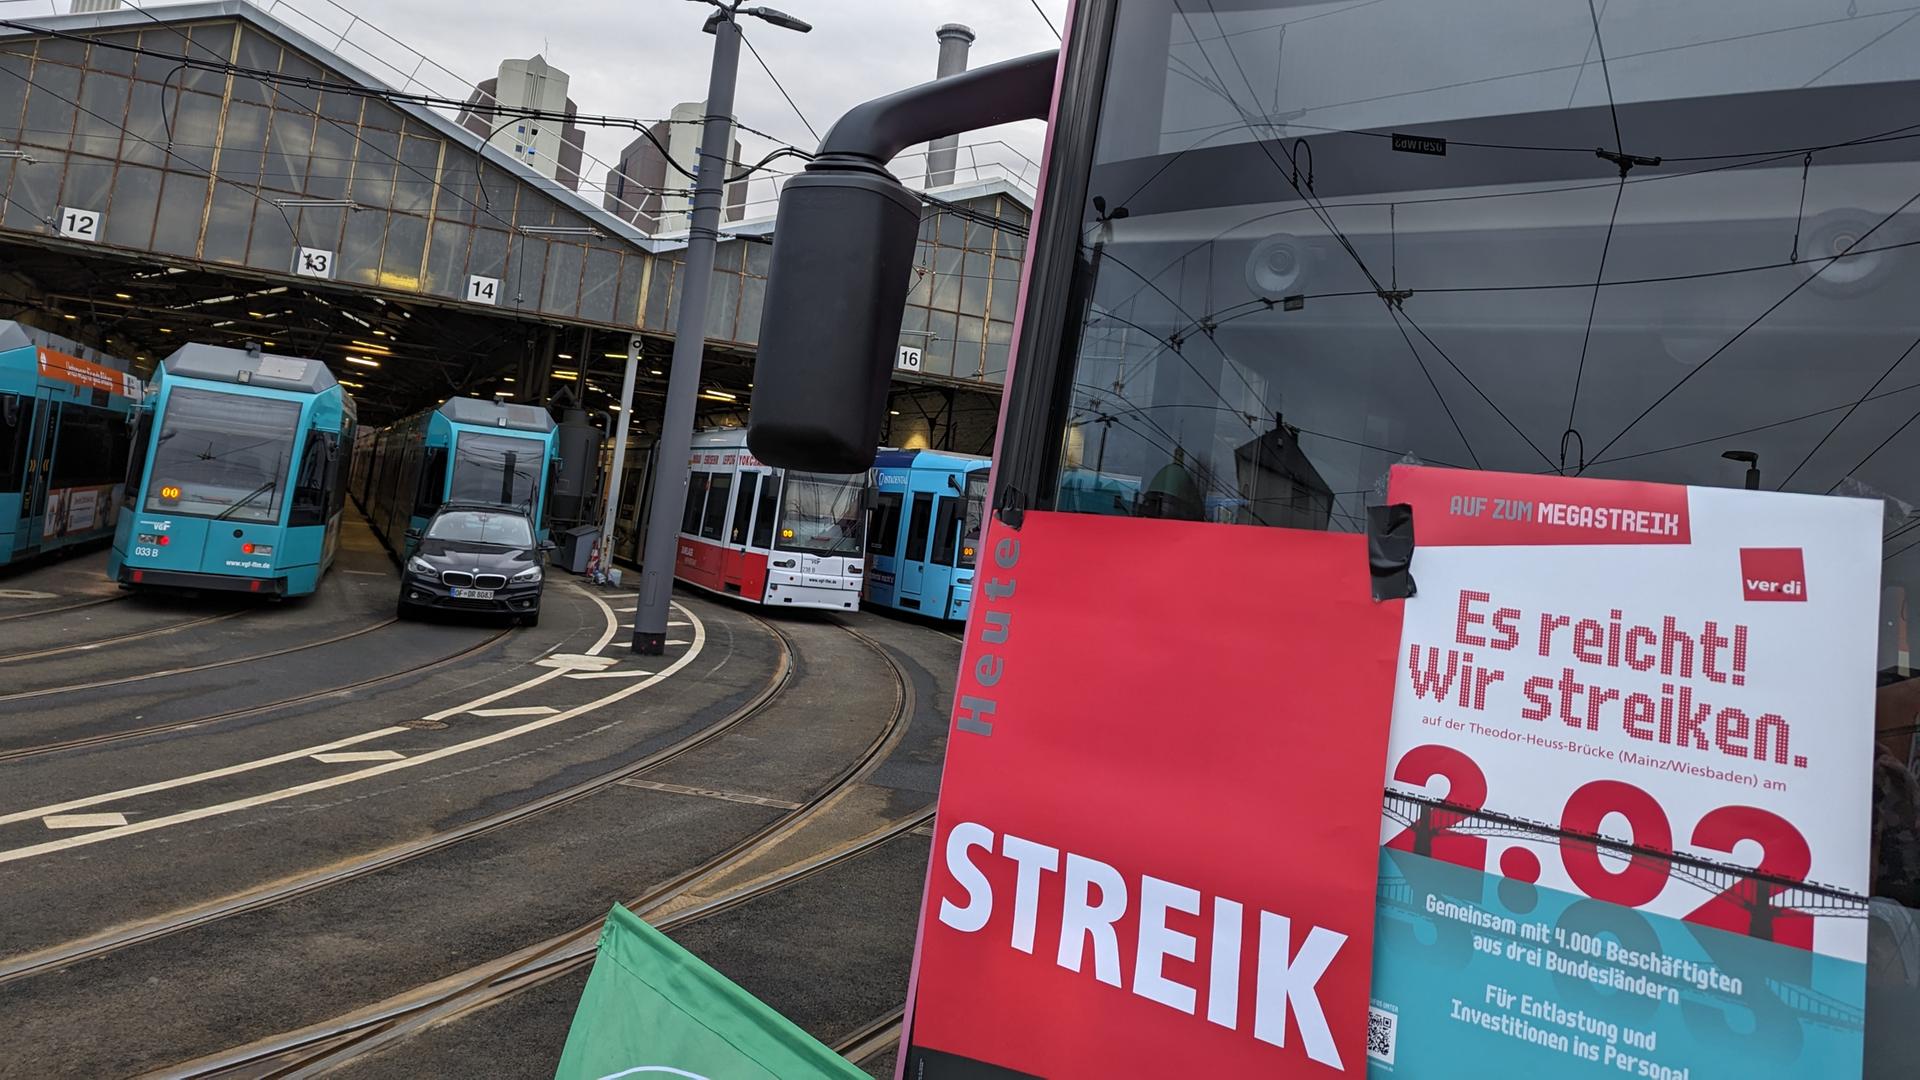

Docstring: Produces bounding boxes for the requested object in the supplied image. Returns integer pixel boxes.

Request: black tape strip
[1368,502,1416,601]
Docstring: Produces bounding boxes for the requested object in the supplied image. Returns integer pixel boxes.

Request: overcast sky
[122,0,1071,214]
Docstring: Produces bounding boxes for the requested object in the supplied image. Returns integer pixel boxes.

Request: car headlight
[406,556,435,575]
[510,565,542,584]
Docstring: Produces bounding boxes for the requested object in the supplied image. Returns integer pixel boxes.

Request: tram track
[0,611,791,988]
[0,592,125,623]
[153,620,920,1080]
[0,614,404,705]
[0,607,247,665]
[0,624,517,767]
[832,1006,907,1064]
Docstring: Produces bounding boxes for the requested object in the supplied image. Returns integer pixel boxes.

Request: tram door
[15,396,55,557]
[897,490,934,606]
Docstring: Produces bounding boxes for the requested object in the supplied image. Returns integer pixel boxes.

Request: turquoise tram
[0,321,141,568]
[864,448,989,622]
[110,345,356,597]
[354,397,558,559]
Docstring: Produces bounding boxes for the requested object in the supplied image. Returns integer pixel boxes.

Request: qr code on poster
[1367,1001,1398,1067]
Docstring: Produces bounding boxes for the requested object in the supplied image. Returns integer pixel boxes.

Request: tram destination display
[1369,466,1878,1078]
[900,513,1408,1076]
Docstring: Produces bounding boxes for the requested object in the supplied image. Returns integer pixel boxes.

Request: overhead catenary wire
[736,26,817,143]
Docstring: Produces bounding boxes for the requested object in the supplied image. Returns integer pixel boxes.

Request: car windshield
[426,510,532,548]
[144,387,299,523]
[775,472,865,555]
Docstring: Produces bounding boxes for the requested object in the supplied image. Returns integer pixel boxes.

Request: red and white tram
[674,429,866,611]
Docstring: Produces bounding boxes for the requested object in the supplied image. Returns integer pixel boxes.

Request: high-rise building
[456,56,588,191]
[601,101,747,234]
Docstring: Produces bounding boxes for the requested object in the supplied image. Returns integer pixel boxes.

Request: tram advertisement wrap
[901,512,1407,1077]
[1367,465,1878,1077]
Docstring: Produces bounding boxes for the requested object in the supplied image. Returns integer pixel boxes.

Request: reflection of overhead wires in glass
[1775,333,1920,491]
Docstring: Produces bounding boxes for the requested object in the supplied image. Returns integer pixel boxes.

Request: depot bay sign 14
[899,470,1877,1077]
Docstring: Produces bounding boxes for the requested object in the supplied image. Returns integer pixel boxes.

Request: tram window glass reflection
[931,496,961,567]
[122,407,153,501]
[144,388,299,522]
[959,473,986,569]
[289,429,335,527]
[681,472,710,535]
[449,433,541,513]
[775,473,864,555]
[413,446,446,517]
[752,473,778,549]
[730,473,758,544]
[869,491,904,556]
[904,492,933,561]
[700,472,732,542]
[1041,1,1920,1068]
[0,393,29,492]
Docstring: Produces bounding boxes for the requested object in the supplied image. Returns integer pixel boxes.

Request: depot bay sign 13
[898,470,1877,1077]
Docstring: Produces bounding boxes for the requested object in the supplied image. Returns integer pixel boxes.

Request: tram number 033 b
[1387,744,1816,947]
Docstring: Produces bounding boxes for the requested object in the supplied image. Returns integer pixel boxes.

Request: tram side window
[700,472,732,542]
[681,473,710,535]
[904,492,934,562]
[0,393,29,492]
[49,404,116,487]
[122,407,153,502]
[868,491,903,556]
[752,474,777,549]
[414,446,447,518]
[931,496,961,568]
[289,431,338,528]
[330,430,354,518]
[729,474,758,545]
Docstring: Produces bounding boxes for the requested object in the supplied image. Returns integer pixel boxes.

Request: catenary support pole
[599,333,641,570]
[631,13,742,654]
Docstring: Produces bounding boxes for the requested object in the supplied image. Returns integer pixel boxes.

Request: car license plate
[451,587,495,600]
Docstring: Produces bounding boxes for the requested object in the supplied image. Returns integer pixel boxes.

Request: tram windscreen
[1032,4,1920,1058]
[425,509,533,548]
[959,473,986,568]
[144,387,299,522]
[449,433,542,514]
[774,472,865,555]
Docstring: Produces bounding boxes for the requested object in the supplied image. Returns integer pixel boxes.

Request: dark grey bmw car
[398,505,549,625]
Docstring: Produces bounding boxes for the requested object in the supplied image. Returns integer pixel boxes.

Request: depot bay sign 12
[899,470,1877,1077]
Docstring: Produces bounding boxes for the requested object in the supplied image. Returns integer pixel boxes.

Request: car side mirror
[404,528,421,543]
[540,539,557,552]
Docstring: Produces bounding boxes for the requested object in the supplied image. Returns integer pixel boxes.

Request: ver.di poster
[1369,466,1879,1078]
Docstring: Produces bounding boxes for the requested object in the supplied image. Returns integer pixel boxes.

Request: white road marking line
[614,779,801,809]
[564,669,656,680]
[614,606,637,613]
[468,706,559,718]
[419,584,627,722]
[312,751,405,763]
[43,813,128,829]
[670,620,689,627]
[0,729,408,828]
[0,608,708,865]
[620,621,691,631]
[535,653,619,671]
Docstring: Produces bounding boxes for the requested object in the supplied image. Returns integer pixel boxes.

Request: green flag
[554,904,870,1080]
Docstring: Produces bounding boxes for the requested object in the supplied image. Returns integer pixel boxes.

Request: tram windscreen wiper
[213,477,279,521]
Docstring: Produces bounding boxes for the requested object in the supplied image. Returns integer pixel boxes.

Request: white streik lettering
[938,822,995,932]
[937,823,1351,1070]
[1058,853,1127,986]
[1002,833,1060,954]
[1133,875,1201,1013]
[1254,912,1348,1069]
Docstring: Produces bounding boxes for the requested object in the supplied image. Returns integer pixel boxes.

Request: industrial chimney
[924,23,976,188]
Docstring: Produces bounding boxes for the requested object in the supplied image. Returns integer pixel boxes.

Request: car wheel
[396,597,416,621]
[519,609,540,628]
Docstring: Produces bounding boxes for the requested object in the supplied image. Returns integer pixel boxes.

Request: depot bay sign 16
[899,471,1876,1077]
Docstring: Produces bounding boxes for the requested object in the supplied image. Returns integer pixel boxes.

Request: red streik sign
[901,512,1405,1077]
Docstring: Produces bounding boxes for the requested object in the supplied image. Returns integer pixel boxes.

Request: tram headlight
[406,555,435,575]
[511,565,542,584]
